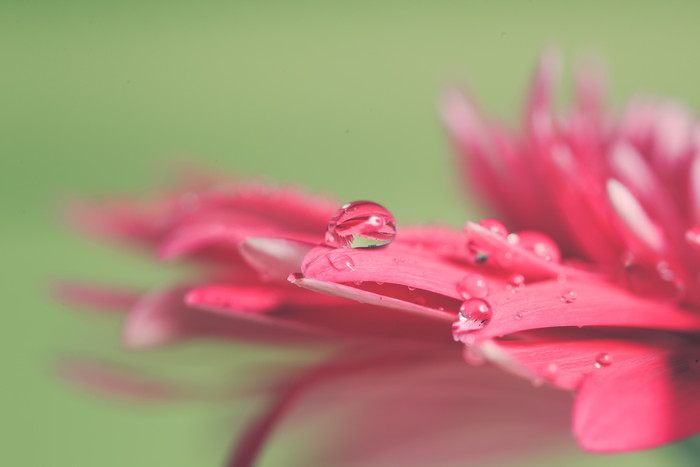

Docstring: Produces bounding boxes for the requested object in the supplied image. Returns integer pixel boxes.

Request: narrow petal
[124,287,330,349]
[239,237,315,281]
[54,281,138,311]
[478,329,684,391]
[59,359,189,401]
[290,275,454,324]
[574,348,700,452]
[185,285,286,314]
[462,279,700,342]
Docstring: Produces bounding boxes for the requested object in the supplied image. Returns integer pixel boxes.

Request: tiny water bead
[594,353,613,369]
[560,289,577,303]
[506,274,525,293]
[326,251,356,272]
[457,298,493,331]
[324,201,396,249]
[457,273,489,299]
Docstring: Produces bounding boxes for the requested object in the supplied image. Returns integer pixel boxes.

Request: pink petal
[478,329,684,391]
[460,279,700,342]
[239,237,315,281]
[54,281,139,311]
[574,348,700,452]
[265,347,573,467]
[290,275,454,325]
[463,221,591,279]
[59,359,189,402]
[301,243,507,302]
[185,285,286,314]
[124,287,330,349]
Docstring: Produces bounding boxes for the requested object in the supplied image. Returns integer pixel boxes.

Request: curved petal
[574,348,700,452]
[301,243,507,301]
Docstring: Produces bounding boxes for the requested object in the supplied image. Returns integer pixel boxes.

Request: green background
[4,1,700,465]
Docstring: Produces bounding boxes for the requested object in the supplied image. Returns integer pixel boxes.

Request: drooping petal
[574,348,700,452]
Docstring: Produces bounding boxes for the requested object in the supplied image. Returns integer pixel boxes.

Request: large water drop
[457,298,493,331]
[324,201,396,249]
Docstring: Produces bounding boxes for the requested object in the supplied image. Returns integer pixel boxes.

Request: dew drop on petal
[685,227,700,250]
[376,281,384,286]
[594,353,612,369]
[514,312,524,320]
[478,218,509,237]
[457,298,493,331]
[517,231,561,262]
[324,201,396,249]
[407,286,416,291]
[542,363,559,380]
[463,346,487,366]
[457,273,489,299]
[326,251,356,272]
[560,289,577,303]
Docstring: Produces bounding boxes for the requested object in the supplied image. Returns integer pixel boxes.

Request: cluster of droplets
[324,201,396,249]
[466,219,562,266]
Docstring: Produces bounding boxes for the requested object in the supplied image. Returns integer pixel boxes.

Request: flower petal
[301,243,506,301]
[124,287,330,349]
[574,348,700,452]
[239,237,315,281]
[477,329,683,391]
[460,279,700,342]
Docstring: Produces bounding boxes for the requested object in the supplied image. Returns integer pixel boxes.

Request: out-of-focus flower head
[441,51,700,452]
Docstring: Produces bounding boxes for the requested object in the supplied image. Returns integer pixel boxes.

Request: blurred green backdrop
[4,1,700,465]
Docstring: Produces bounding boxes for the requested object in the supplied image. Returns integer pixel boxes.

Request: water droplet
[457,273,489,299]
[543,363,559,379]
[375,281,384,286]
[594,353,612,369]
[324,201,396,249]
[407,286,416,291]
[685,227,700,249]
[457,299,493,331]
[517,231,561,262]
[478,219,509,237]
[353,281,363,286]
[557,273,567,284]
[508,274,525,287]
[560,289,577,303]
[463,346,487,366]
[514,312,524,320]
[326,251,356,271]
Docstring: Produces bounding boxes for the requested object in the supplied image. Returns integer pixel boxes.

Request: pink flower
[440,52,700,452]
[63,175,572,466]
